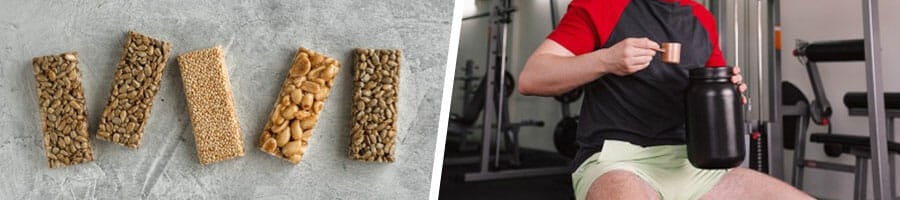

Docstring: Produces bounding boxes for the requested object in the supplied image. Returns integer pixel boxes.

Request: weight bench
[787,39,900,200]
[446,67,544,167]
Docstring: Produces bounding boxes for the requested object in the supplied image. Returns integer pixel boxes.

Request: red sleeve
[547,0,630,55]
[687,1,726,67]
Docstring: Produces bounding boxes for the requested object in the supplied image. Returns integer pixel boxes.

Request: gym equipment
[781,81,843,157]
[789,38,899,200]
[448,60,481,151]
[703,2,891,198]
[447,60,518,152]
[685,67,746,169]
[447,0,571,182]
[552,86,580,158]
[708,0,785,176]
[860,1,893,198]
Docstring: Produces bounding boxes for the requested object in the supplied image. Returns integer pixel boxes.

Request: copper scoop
[653,42,681,64]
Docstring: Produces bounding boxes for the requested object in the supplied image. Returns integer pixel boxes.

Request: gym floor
[439,141,575,200]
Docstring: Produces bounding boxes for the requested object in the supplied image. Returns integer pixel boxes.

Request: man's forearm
[518,49,607,96]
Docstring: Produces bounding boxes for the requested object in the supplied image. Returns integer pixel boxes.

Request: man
[518,0,812,199]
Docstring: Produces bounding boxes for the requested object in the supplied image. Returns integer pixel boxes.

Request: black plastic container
[685,66,745,169]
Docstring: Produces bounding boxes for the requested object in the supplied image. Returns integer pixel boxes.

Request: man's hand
[598,38,660,76]
[731,66,748,104]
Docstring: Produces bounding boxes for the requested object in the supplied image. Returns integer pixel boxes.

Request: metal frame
[849,108,897,198]
[464,0,568,182]
[861,0,892,198]
[765,0,784,179]
[788,70,896,200]
[790,50,896,199]
[710,0,784,178]
[714,2,892,198]
[786,100,896,200]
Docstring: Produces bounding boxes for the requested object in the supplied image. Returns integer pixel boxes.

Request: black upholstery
[800,39,865,62]
[810,133,900,154]
[843,92,900,110]
[782,82,809,150]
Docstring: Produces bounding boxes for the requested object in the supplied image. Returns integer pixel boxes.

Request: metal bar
[479,0,501,174]
[709,1,725,51]
[734,1,740,66]
[549,0,559,29]
[855,157,869,200]
[755,0,764,122]
[494,0,511,168]
[888,118,895,196]
[463,12,490,21]
[804,62,832,119]
[802,160,857,172]
[766,0,784,180]
[862,0,892,199]
[464,167,570,182]
[736,0,754,121]
[792,111,809,188]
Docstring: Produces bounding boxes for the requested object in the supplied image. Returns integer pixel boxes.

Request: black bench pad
[843,92,900,110]
[810,133,900,154]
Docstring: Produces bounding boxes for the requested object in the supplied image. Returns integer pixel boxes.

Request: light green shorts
[572,140,730,200]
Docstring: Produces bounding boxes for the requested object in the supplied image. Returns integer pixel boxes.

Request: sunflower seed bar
[96,31,171,148]
[349,48,400,163]
[32,52,95,168]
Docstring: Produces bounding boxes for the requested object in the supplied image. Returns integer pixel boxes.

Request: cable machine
[711,0,892,198]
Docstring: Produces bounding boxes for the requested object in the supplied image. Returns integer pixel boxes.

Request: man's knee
[586,170,658,200]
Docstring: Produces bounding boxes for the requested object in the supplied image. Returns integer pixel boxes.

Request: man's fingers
[732,65,741,74]
[731,75,743,84]
[742,95,748,104]
[635,55,653,64]
[626,56,653,67]
[739,84,747,93]
[626,47,657,57]
[634,38,661,50]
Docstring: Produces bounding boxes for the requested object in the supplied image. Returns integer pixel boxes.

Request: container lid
[689,66,732,80]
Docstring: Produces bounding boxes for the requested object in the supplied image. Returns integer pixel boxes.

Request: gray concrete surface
[0,0,452,199]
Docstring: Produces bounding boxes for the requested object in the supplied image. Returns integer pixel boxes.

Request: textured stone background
[0,0,451,199]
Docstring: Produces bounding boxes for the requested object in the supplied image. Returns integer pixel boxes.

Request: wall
[779,0,900,199]
[0,0,452,199]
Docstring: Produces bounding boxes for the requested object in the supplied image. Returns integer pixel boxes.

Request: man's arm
[518,38,660,96]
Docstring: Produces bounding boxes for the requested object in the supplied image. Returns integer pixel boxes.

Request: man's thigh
[701,168,812,199]
[586,170,659,200]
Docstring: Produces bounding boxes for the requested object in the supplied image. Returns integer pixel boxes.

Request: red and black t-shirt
[547,0,726,167]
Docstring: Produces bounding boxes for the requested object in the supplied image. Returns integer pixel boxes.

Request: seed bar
[96,31,171,148]
[177,46,245,165]
[349,48,400,163]
[32,52,95,168]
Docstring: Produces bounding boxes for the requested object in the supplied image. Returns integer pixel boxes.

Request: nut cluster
[32,52,95,168]
[258,48,340,164]
[349,48,400,163]
[96,31,171,148]
[177,46,245,165]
